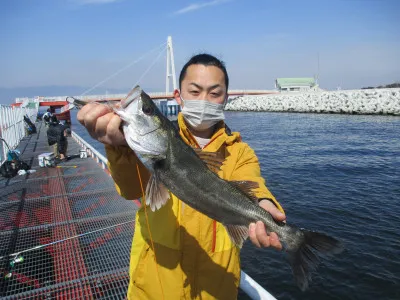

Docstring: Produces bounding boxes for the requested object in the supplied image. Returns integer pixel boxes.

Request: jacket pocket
[128,243,185,299]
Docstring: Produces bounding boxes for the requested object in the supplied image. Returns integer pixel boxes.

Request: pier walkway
[0,120,277,300]
[0,122,137,299]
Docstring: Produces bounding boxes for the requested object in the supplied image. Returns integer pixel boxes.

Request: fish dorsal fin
[193,148,225,174]
[229,181,260,203]
[145,174,170,211]
[225,225,249,248]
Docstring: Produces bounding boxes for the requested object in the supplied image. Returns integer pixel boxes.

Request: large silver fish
[104,86,343,291]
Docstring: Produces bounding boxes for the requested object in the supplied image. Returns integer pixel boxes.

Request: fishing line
[80,41,167,96]
[136,163,165,300]
[0,220,135,262]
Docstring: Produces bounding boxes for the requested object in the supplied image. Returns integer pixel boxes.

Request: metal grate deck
[0,122,138,299]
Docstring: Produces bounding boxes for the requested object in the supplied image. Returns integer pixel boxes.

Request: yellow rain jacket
[105,113,284,300]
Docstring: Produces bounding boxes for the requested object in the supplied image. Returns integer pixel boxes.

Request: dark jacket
[47,123,66,152]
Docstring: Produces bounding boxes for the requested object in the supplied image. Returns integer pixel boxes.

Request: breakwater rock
[225,89,400,115]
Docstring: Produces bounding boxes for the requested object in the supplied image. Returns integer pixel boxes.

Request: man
[77,54,286,299]
[60,127,71,159]
[43,108,52,127]
[47,115,68,160]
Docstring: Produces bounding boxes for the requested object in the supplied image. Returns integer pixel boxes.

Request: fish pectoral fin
[193,149,225,174]
[145,174,170,211]
[225,225,249,248]
[229,181,259,203]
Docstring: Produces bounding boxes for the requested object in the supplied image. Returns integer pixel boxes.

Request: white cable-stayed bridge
[13,36,277,115]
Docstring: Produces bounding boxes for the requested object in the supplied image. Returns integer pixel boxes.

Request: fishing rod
[0,219,135,275]
[56,165,77,168]
[0,137,11,151]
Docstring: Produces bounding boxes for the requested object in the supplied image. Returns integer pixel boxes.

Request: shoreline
[225,88,400,116]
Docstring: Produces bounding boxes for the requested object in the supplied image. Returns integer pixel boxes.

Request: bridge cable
[80,41,167,96]
[130,44,167,90]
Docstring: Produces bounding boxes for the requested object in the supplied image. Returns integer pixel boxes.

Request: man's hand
[248,200,286,250]
[77,103,127,146]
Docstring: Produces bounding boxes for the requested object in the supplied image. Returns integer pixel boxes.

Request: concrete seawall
[225,89,400,115]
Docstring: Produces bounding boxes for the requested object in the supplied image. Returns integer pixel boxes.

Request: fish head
[116,86,169,163]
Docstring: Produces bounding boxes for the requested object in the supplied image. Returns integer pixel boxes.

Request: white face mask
[180,96,225,131]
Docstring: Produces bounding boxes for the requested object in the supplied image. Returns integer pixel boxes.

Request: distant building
[275,78,318,92]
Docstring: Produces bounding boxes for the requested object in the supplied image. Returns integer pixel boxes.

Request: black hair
[179,53,229,91]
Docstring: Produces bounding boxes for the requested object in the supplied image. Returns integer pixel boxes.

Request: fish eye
[142,106,154,115]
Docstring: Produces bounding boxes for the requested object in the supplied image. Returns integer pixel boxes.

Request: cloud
[173,0,231,15]
[72,0,120,5]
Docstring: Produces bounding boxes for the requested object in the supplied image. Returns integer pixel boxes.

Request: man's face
[175,64,227,106]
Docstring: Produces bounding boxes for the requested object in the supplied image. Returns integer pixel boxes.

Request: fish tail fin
[287,229,344,291]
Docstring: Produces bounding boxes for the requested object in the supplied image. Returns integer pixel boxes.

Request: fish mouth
[66,96,88,109]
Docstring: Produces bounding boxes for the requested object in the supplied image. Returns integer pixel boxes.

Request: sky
[0,0,399,103]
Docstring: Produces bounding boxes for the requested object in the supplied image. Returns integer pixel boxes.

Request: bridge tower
[166,36,177,94]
